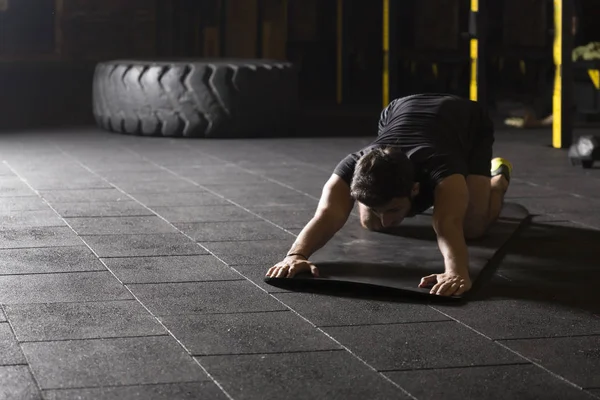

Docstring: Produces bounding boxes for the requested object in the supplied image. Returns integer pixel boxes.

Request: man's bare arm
[432,174,470,277]
[287,174,355,259]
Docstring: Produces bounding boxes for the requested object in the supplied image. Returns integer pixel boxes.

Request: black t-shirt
[334,93,487,214]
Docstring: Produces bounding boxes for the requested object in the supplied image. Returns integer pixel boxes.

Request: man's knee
[463,215,488,239]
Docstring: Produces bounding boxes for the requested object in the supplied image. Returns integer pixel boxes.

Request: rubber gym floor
[0,125,598,400]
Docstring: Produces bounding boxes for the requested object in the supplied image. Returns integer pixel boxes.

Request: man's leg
[464,170,510,239]
[463,106,511,239]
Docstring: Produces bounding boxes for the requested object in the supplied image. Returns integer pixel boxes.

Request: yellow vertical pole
[336,0,343,104]
[382,0,390,108]
[552,0,574,149]
[552,0,563,148]
[469,0,479,101]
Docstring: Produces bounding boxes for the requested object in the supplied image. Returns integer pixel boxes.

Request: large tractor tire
[92,59,299,138]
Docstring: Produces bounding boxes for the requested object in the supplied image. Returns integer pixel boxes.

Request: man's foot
[491,157,512,193]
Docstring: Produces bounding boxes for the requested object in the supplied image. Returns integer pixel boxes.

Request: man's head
[350,146,419,228]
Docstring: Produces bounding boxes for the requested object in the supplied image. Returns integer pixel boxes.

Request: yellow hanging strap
[469,0,479,101]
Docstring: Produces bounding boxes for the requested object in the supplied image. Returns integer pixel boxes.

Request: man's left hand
[419,272,472,296]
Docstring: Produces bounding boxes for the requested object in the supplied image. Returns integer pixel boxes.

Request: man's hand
[266,256,319,278]
[419,272,472,296]
[265,174,353,280]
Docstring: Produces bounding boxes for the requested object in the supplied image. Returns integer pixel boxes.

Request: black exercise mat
[264,203,532,300]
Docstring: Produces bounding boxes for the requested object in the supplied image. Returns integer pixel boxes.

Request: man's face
[369,197,413,228]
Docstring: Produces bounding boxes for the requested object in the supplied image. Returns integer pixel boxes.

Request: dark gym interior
[1,1,599,399]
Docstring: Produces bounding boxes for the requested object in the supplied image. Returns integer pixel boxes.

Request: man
[265,93,512,297]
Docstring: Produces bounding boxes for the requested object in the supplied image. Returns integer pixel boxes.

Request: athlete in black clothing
[266,94,513,297]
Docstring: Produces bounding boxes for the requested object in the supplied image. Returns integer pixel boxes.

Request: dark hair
[350,146,415,208]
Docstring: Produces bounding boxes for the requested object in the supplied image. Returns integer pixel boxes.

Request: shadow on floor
[470,220,600,315]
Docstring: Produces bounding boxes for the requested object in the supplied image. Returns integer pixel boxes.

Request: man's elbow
[315,207,349,230]
[432,215,464,236]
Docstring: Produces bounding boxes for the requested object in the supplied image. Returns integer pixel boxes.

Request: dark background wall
[1,0,599,130]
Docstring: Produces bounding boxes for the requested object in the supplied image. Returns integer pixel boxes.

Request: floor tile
[7,159,81,173]
[82,234,205,257]
[99,170,177,182]
[385,364,597,400]
[0,272,133,304]
[22,336,209,389]
[113,179,204,194]
[84,161,160,173]
[0,210,65,229]
[175,170,269,185]
[128,280,286,316]
[0,164,14,175]
[275,292,449,326]
[167,165,244,176]
[67,216,177,235]
[202,183,312,206]
[0,176,34,197]
[26,176,112,191]
[39,189,127,203]
[249,167,328,182]
[152,205,259,223]
[0,196,49,212]
[103,255,240,283]
[324,321,524,371]
[54,201,154,218]
[199,351,410,400]
[434,299,600,340]
[5,300,166,342]
[514,196,600,216]
[0,227,81,249]
[0,309,5,323]
[588,389,600,398]
[547,212,600,229]
[203,239,293,266]
[129,192,228,207]
[42,382,228,400]
[0,366,41,400]
[499,335,600,388]
[529,176,600,197]
[0,246,105,275]
[178,220,291,242]
[251,208,316,229]
[505,181,566,198]
[237,195,318,208]
[0,323,26,365]
[160,311,340,356]
[284,182,323,198]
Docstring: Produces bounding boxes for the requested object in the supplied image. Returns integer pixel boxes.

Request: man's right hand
[265,256,319,278]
